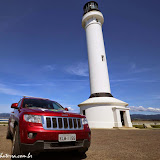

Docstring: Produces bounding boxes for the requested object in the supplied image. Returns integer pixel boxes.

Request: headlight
[82,118,88,125]
[24,114,42,123]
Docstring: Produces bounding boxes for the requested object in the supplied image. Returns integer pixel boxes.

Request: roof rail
[23,96,49,100]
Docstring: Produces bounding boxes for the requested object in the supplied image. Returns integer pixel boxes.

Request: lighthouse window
[101,55,104,61]
[90,2,97,10]
[90,2,94,8]
[83,110,86,116]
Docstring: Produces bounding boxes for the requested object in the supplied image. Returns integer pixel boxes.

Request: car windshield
[23,99,64,110]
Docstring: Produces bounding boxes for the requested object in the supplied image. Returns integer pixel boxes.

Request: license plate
[58,134,76,142]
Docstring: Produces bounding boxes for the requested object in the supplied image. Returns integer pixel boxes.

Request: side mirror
[64,108,69,111]
[11,103,18,109]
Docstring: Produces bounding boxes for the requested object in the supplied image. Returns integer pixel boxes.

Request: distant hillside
[1,113,160,121]
[0,113,10,119]
[131,114,160,121]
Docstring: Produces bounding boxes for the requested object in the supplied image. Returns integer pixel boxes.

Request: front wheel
[78,148,88,154]
[74,148,88,158]
[11,126,22,159]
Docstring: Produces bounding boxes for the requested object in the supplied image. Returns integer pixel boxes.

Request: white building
[78,1,132,128]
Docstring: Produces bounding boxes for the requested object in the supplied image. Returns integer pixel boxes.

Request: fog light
[28,133,36,139]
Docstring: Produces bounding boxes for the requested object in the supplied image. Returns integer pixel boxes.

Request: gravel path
[0,126,160,160]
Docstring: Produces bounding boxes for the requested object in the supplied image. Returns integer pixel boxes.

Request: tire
[78,148,88,154]
[74,148,88,157]
[11,126,22,159]
[6,124,12,140]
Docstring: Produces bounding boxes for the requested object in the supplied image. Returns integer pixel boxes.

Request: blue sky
[0,0,160,114]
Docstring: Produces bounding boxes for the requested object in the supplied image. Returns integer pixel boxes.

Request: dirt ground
[0,125,160,160]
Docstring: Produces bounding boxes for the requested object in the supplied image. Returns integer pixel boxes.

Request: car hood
[21,108,84,118]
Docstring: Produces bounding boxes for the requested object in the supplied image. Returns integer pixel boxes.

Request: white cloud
[43,65,55,71]
[111,78,138,82]
[153,95,160,99]
[129,106,160,113]
[68,107,74,111]
[111,78,159,84]
[130,63,152,73]
[0,83,24,96]
[61,104,75,110]
[60,103,80,113]
[131,63,136,70]
[16,83,43,86]
[68,107,80,113]
[15,82,56,87]
[65,62,88,77]
[133,68,152,73]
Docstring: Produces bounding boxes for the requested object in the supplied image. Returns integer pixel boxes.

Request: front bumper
[21,139,90,154]
[20,122,91,144]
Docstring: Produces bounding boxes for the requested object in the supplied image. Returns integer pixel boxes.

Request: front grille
[46,117,51,128]
[69,118,73,128]
[58,118,63,128]
[63,118,68,128]
[52,118,57,128]
[42,116,83,130]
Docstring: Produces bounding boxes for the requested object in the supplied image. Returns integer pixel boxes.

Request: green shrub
[133,125,144,129]
[151,125,160,128]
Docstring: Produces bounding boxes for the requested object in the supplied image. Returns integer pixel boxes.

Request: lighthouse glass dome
[83,1,99,15]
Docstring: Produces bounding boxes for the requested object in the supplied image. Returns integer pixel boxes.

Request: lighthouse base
[78,97,132,129]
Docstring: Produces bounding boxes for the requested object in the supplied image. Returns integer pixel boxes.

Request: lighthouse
[78,1,132,128]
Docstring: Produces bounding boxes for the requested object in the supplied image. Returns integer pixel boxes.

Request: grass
[0,122,8,124]
[133,124,160,129]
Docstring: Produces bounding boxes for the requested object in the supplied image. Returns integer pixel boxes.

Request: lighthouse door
[120,111,125,126]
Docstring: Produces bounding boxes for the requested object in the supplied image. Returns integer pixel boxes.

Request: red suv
[7,97,91,157]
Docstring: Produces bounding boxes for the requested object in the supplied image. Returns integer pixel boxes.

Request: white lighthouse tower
[78,1,132,128]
